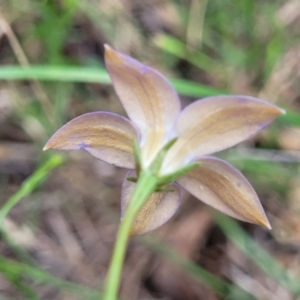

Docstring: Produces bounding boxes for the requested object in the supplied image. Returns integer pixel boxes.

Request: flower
[44,45,285,235]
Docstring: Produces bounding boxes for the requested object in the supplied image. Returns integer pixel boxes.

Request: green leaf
[0,65,225,97]
[153,34,217,72]
[0,255,103,299]
[142,236,255,299]
[215,214,300,296]
[278,109,300,127]
[0,154,65,228]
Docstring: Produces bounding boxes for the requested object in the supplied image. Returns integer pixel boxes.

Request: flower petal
[44,112,138,168]
[122,173,182,235]
[162,95,284,174]
[177,156,270,228]
[105,45,181,166]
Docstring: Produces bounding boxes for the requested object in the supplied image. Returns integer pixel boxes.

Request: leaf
[44,112,138,168]
[0,154,64,227]
[0,65,225,97]
[215,215,300,296]
[177,156,270,228]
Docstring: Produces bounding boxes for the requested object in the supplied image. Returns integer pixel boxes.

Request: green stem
[103,171,158,300]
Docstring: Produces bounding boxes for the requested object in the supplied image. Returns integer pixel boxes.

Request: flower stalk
[103,170,158,300]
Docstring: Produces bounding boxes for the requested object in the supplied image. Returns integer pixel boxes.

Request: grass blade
[171,78,228,97]
[215,214,300,296]
[153,34,217,72]
[0,154,64,227]
[142,236,255,300]
[0,65,225,97]
[278,109,300,127]
[0,255,103,299]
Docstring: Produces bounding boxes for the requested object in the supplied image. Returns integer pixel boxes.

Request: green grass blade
[1,267,42,300]
[278,109,300,127]
[0,65,111,83]
[142,236,255,299]
[0,228,37,266]
[0,255,103,299]
[153,34,217,72]
[0,65,225,97]
[215,214,300,296]
[171,78,228,97]
[0,154,65,227]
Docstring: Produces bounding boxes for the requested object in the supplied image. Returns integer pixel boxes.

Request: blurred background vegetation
[0,0,300,299]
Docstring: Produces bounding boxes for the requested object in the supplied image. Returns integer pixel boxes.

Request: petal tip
[43,140,52,151]
[259,217,272,230]
[104,44,112,52]
[267,103,286,116]
[279,107,286,115]
[254,99,286,117]
[270,104,286,116]
[104,44,122,64]
[43,138,63,151]
[265,221,272,230]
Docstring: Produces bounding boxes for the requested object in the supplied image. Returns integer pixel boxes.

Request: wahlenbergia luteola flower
[44,45,285,299]
[44,45,284,236]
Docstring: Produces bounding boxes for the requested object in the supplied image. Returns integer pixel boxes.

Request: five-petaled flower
[44,45,284,235]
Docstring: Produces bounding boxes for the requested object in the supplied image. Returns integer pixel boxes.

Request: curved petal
[162,95,284,174]
[122,172,182,235]
[44,112,139,168]
[105,45,181,166]
[177,156,270,228]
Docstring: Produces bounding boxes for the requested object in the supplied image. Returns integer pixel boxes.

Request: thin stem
[103,171,158,300]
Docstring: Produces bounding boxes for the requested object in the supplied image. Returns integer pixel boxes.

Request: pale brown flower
[44,45,284,235]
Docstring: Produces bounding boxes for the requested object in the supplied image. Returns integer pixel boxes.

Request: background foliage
[1,0,300,299]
